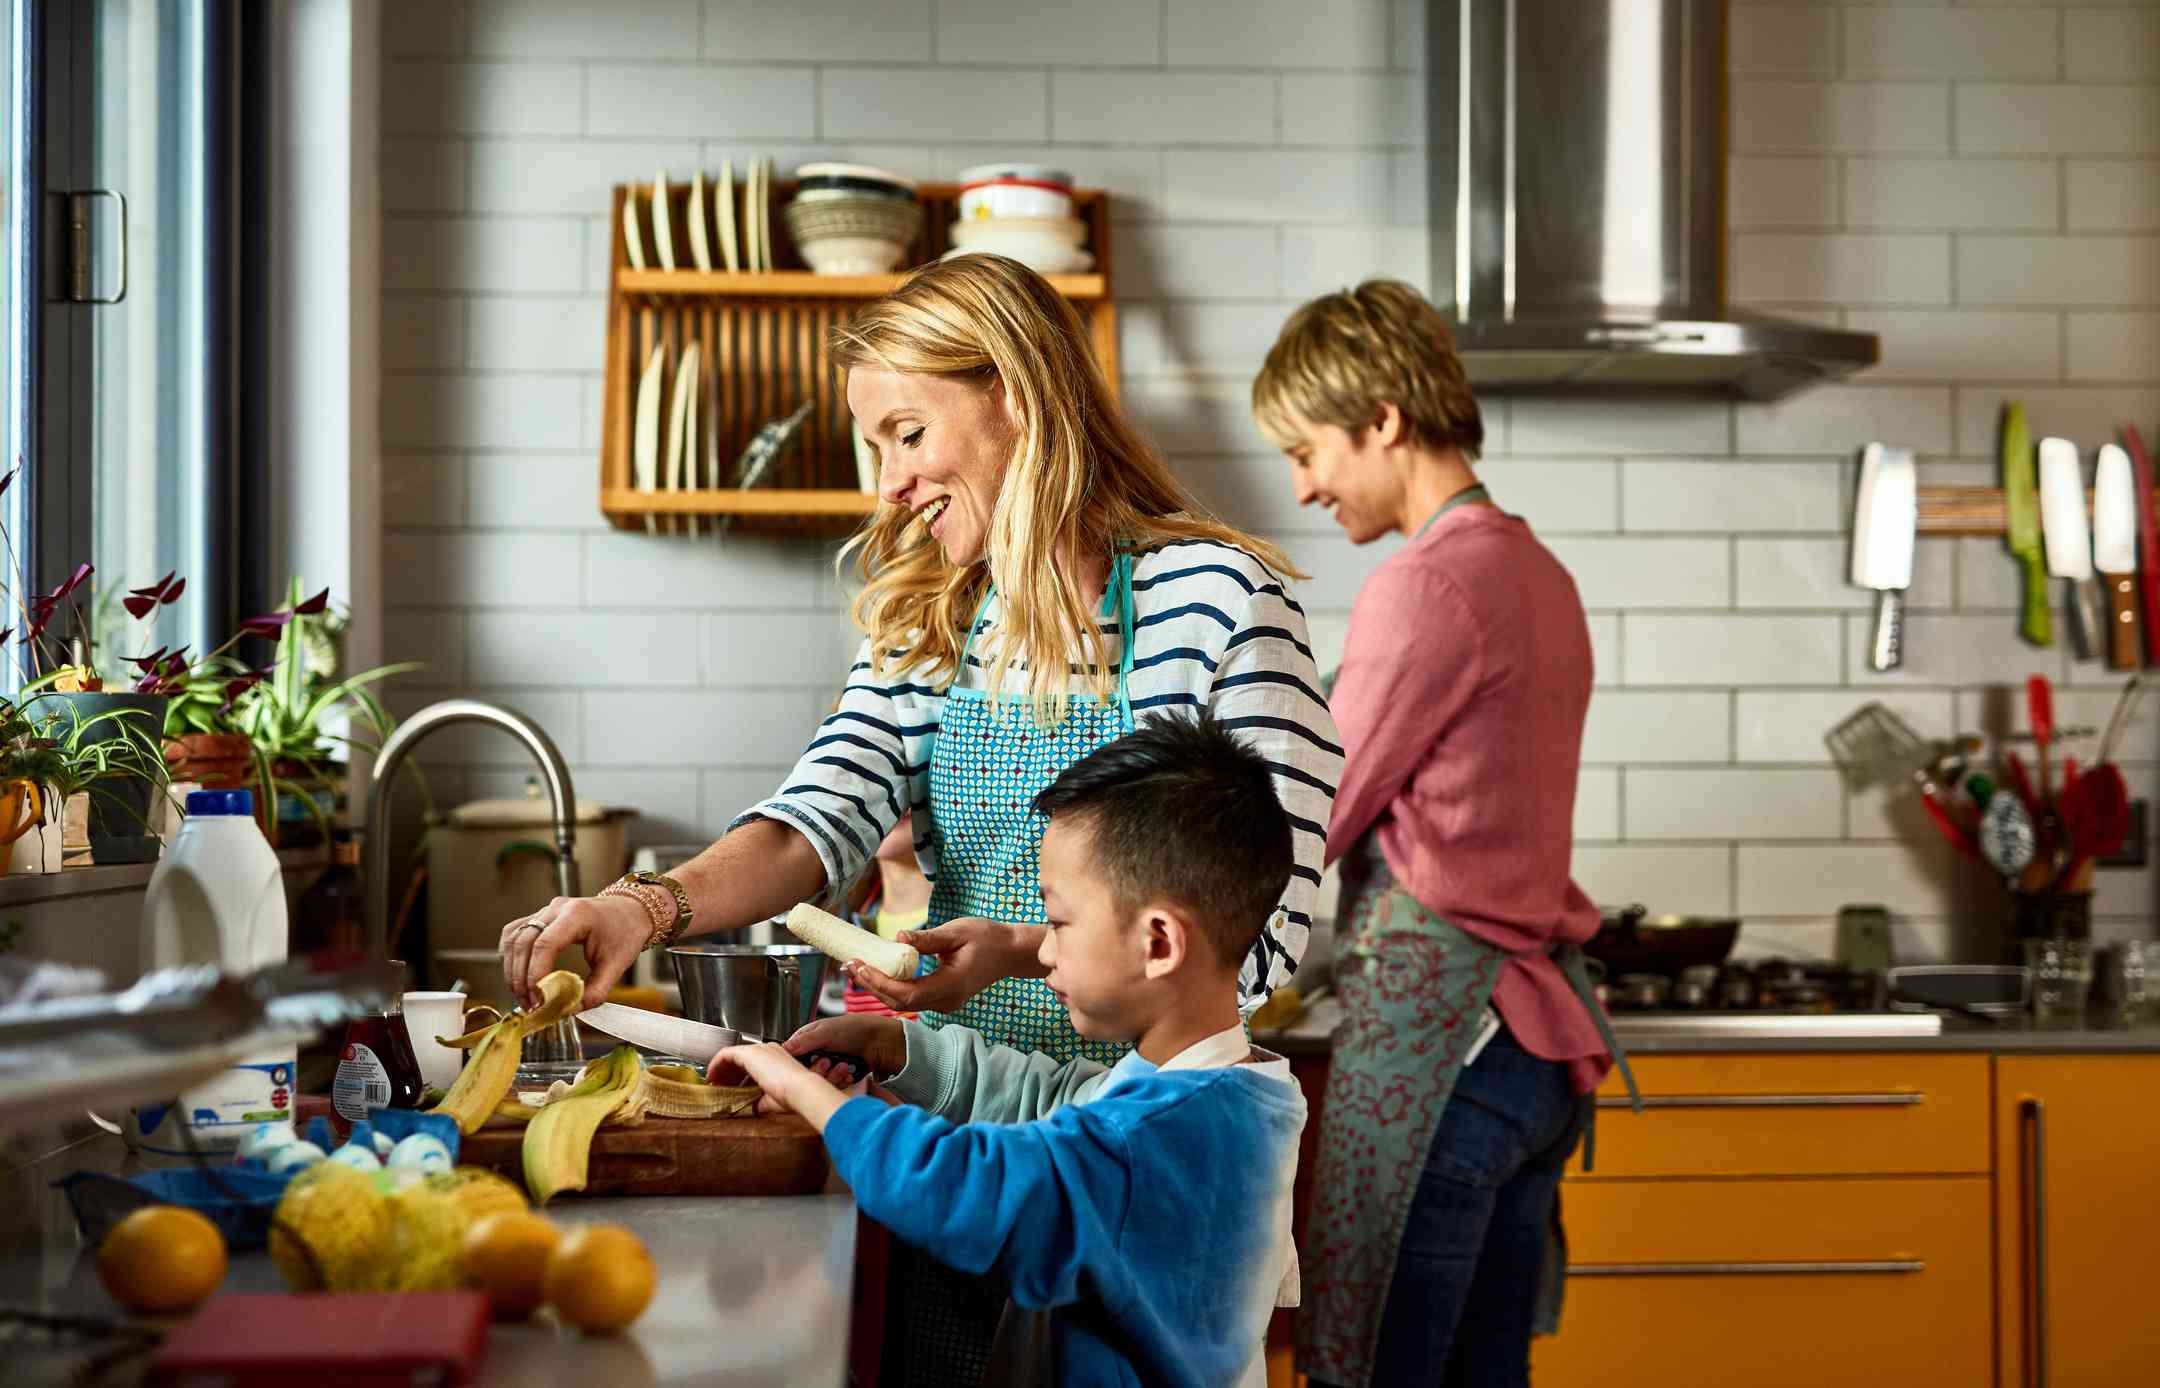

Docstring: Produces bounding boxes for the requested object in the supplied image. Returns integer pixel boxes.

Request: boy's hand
[708,1043,850,1133]
[782,1015,907,1084]
[844,916,1047,1013]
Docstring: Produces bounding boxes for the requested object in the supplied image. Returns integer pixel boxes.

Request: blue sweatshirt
[823,1022,1306,1388]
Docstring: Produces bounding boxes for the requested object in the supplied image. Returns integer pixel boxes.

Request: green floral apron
[885,551,1138,1388]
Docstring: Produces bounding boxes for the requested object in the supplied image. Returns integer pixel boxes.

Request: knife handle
[2106,573,2141,670]
[1869,590,1905,671]
[2020,552,2054,646]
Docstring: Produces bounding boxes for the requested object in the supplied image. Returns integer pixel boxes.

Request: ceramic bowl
[958,181,1075,222]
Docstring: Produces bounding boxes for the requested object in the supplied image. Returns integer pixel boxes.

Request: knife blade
[2002,403,2051,646]
[581,1002,740,1065]
[2094,443,2140,670]
[2038,436,2104,661]
[1851,443,1917,670]
[2126,425,2160,668]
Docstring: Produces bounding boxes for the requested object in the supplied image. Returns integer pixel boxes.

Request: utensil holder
[2008,890,2093,953]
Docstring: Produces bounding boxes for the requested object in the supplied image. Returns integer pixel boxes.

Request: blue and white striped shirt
[735,538,1341,1008]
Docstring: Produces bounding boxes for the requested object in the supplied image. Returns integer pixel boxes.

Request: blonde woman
[503,254,1338,1386]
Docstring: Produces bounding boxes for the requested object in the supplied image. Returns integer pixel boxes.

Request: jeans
[1315,1023,1589,1388]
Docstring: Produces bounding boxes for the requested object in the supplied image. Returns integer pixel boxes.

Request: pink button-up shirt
[1327,503,1611,1093]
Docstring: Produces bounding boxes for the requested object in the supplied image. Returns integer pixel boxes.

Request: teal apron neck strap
[1412,482,1492,541]
[955,554,1137,723]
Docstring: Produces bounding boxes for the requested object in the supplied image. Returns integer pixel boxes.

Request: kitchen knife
[2093,442,2141,670]
[581,1002,740,1065]
[2037,436,2104,661]
[2002,404,2051,646]
[1851,443,1917,671]
[2125,425,2160,667]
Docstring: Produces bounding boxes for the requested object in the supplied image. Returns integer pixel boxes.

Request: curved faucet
[362,698,580,961]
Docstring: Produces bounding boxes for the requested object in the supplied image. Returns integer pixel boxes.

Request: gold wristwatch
[602,870,693,950]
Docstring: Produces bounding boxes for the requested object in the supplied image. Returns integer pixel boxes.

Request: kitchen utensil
[582,1001,740,1064]
[632,343,665,536]
[2093,442,2141,669]
[2025,937,2093,1027]
[2095,674,2146,766]
[621,186,647,270]
[2003,403,2051,646]
[1851,443,1918,671]
[717,158,740,272]
[669,942,829,1042]
[785,194,923,274]
[517,1013,585,1085]
[1886,964,2029,1017]
[687,168,713,272]
[459,1112,828,1197]
[1979,786,2038,879]
[151,1292,491,1386]
[2039,437,2105,660]
[651,169,676,272]
[2052,761,2128,891]
[2004,749,2039,815]
[2028,674,2056,801]
[400,991,467,1091]
[1827,702,1981,858]
[2123,424,2160,666]
[1584,906,1739,979]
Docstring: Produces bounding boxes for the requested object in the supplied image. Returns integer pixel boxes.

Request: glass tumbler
[2102,941,2160,1027]
[2025,938,2094,1028]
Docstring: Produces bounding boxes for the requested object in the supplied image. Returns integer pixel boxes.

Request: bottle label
[132,1055,295,1157]
[333,1043,394,1121]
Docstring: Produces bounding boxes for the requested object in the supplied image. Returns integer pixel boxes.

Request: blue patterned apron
[917,550,1138,1068]
[884,551,1139,1388]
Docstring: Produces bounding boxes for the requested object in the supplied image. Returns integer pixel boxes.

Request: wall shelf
[598,181,1118,539]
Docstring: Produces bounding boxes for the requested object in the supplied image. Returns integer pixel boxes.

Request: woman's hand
[842,916,1046,1013]
[498,895,649,1010]
[780,1015,909,1084]
[709,1043,851,1132]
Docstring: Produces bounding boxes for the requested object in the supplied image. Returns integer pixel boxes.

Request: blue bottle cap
[185,788,254,816]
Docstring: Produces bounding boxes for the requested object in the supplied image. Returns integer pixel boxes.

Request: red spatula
[2054,763,2130,893]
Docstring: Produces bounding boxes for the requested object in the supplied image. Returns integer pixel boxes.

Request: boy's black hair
[1033,711,1294,969]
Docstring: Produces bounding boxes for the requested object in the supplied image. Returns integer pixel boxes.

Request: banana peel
[646,1064,761,1119]
[523,1044,650,1205]
[429,969,582,1135]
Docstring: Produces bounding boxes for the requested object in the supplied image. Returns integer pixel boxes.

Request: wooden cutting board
[459,1114,829,1198]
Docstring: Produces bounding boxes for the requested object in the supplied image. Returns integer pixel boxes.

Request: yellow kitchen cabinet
[1530,1176,1994,1387]
[1993,1055,2160,1388]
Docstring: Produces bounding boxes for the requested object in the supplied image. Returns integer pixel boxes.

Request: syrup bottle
[332,963,426,1121]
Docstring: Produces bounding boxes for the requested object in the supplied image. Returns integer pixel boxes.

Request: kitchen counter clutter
[0,1126,857,1386]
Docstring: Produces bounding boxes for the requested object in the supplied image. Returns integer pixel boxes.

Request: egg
[325,1141,383,1171]
[236,1122,297,1164]
[266,1140,327,1175]
[386,1133,453,1173]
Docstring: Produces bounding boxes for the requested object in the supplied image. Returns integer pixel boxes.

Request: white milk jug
[128,788,295,1156]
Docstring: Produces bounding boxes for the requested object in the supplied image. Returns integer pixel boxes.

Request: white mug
[401,991,469,1092]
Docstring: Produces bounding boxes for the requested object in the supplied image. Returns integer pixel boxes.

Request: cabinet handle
[2021,1097,2048,1388]
[1569,1260,1924,1277]
[1595,1092,1924,1109]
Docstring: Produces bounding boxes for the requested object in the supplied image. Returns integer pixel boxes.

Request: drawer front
[1573,1052,1990,1177]
[1532,1177,1994,1388]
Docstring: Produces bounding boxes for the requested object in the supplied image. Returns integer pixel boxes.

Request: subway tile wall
[378,0,2160,962]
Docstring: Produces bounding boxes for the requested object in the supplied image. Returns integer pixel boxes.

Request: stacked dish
[942,163,1093,276]
[784,163,923,275]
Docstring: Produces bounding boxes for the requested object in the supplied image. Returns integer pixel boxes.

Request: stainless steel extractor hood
[1430,0,1877,400]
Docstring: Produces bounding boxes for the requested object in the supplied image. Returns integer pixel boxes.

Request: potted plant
[1,468,173,864]
[134,577,417,847]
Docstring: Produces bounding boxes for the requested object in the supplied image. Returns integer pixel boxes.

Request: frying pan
[1585,905,1741,979]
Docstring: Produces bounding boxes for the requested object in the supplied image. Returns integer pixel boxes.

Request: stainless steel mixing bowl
[667,942,829,1041]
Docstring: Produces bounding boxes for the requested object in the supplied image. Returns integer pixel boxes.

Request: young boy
[713,712,1308,1388]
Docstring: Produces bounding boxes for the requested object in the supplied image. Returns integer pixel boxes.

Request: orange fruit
[543,1224,655,1334]
[462,1211,562,1317]
[98,1206,227,1315]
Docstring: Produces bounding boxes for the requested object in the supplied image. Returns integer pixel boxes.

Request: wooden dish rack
[599,180,1118,537]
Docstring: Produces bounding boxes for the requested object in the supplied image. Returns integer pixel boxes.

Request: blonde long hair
[834,254,1297,721]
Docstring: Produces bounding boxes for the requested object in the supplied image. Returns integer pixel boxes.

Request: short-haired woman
[1251,280,1634,1388]
[503,254,1340,1387]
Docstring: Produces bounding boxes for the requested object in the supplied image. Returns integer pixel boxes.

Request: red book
[151,1292,490,1385]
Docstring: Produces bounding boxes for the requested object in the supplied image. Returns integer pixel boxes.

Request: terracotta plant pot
[164,731,256,789]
